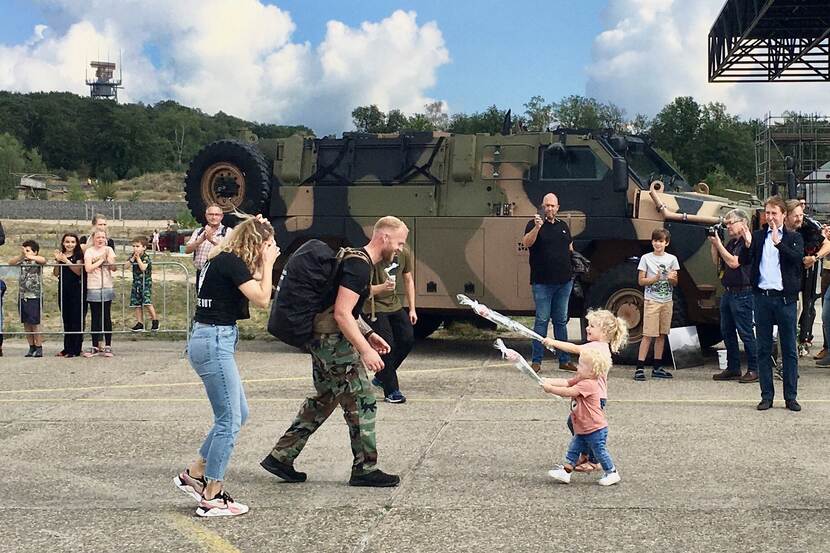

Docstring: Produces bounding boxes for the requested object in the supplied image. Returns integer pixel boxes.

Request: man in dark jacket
[739,196,804,411]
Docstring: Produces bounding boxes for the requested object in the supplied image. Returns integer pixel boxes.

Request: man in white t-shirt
[635,228,680,381]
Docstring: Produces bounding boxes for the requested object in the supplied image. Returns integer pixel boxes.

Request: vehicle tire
[185,140,271,227]
[585,262,687,365]
[414,313,444,340]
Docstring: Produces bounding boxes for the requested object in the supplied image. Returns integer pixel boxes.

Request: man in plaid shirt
[185,205,231,285]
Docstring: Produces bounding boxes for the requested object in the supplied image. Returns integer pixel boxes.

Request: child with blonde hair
[541,309,628,482]
[542,347,620,486]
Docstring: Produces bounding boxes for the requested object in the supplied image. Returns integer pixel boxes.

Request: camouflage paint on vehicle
[185,129,763,353]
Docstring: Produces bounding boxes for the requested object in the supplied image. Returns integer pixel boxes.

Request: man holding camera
[522,193,576,373]
[709,209,758,383]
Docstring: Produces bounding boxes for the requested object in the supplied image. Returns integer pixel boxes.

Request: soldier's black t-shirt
[337,249,372,317]
[194,252,253,325]
[525,218,573,284]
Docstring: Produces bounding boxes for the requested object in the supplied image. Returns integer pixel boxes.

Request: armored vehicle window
[541,147,607,180]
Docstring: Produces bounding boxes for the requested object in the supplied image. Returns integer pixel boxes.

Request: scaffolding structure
[756,113,830,211]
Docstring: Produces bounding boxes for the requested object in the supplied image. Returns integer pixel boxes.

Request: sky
[0,0,828,135]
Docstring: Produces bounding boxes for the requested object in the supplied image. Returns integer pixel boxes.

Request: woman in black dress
[53,233,86,357]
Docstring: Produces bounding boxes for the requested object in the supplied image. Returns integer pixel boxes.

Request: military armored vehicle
[184,128,761,361]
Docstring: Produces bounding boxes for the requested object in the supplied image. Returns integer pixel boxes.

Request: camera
[706,223,724,238]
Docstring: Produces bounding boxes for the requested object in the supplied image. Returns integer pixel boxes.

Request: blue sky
[0,0,827,133]
[269,0,607,114]
[0,0,605,120]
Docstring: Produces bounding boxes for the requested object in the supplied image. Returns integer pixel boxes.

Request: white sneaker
[547,466,571,484]
[598,470,621,486]
[196,491,249,517]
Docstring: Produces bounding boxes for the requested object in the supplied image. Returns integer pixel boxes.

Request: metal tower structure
[709,0,830,82]
[755,113,830,210]
[86,59,123,101]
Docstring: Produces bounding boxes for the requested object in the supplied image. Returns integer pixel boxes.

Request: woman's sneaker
[174,470,206,502]
[196,490,249,517]
[598,470,621,486]
[102,346,114,358]
[82,347,100,358]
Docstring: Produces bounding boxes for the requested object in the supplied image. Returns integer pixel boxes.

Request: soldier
[739,196,804,411]
[185,205,231,285]
[709,209,758,383]
[261,216,405,487]
[522,193,577,373]
[365,244,417,404]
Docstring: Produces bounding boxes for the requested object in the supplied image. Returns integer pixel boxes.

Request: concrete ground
[1,336,829,553]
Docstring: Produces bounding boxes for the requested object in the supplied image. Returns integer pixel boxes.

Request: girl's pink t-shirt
[569,378,607,434]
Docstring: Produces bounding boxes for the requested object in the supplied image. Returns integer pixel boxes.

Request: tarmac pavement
[1,337,830,553]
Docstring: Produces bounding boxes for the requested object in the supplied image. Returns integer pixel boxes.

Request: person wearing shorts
[635,228,679,381]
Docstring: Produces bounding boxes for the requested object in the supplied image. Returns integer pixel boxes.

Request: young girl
[53,233,86,357]
[174,215,279,517]
[542,309,628,474]
[542,347,620,485]
[83,230,117,358]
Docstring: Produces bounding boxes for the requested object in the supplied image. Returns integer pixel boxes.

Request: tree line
[0,91,311,198]
[0,89,810,200]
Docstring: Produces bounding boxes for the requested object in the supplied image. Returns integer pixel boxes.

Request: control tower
[86,60,123,101]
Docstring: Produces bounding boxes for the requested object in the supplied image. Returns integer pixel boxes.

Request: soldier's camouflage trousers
[270,333,378,474]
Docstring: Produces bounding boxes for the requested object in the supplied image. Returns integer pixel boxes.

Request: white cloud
[587,0,830,119]
[0,2,449,134]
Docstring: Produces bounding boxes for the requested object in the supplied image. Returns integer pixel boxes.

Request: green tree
[449,105,507,134]
[352,105,386,133]
[385,109,409,132]
[523,95,555,131]
[406,113,435,131]
[553,95,626,131]
[0,132,46,199]
[424,101,448,131]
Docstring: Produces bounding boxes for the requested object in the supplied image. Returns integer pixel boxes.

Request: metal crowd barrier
[0,260,193,342]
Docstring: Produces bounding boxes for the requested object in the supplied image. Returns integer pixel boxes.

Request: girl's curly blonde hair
[208,214,274,274]
[586,309,629,353]
[580,347,612,377]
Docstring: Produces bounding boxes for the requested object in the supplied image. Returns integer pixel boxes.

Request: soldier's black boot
[349,469,400,487]
[260,454,307,482]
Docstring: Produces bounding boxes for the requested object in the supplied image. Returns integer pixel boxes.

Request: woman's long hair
[208,214,274,274]
[60,232,83,261]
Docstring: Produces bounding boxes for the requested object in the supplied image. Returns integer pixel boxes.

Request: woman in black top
[174,215,279,517]
[53,233,86,357]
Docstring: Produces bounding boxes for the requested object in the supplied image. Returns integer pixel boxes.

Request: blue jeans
[754,294,798,402]
[565,427,614,473]
[188,322,249,482]
[720,290,758,374]
[532,281,573,364]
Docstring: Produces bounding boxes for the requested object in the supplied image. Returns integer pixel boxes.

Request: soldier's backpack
[267,239,371,349]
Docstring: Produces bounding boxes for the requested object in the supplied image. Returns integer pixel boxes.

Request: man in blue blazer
[739,196,804,411]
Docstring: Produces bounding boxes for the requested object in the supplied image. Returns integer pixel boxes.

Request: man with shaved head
[522,193,577,373]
